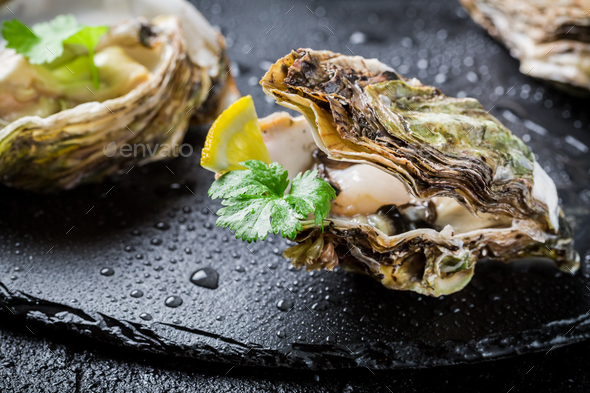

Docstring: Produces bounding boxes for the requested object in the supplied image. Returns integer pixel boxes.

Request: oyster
[460,0,590,93]
[0,0,238,191]
[259,49,579,296]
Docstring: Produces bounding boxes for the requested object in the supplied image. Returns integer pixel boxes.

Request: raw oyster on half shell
[258,48,578,296]
[460,0,590,93]
[0,0,238,191]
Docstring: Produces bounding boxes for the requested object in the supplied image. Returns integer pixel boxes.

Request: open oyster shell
[460,0,590,93]
[0,0,238,191]
[259,49,579,296]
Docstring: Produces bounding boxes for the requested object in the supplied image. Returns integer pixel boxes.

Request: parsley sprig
[1,15,108,89]
[209,160,337,242]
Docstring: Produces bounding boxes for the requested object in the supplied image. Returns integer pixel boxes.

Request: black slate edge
[2,281,589,371]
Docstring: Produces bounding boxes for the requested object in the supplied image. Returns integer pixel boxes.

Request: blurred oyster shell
[0,0,238,191]
[259,49,579,296]
[460,0,590,93]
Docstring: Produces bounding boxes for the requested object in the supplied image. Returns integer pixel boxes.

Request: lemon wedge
[201,95,271,174]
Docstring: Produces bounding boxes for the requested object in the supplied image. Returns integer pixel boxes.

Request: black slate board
[2,317,590,392]
[2,0,590,371]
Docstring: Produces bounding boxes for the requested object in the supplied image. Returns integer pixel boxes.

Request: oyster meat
[460,0,590,93]
[259,48,579,296]
[0,0,238,191]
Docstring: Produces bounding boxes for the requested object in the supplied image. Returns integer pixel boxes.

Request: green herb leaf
[1,15,108,89]
[208,160,336,243]
[287,170,336,227]
[1,19,38,56]
[2,15,80,64]
[64,25,109,89]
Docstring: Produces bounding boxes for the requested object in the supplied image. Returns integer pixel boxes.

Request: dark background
[2,0,590,391]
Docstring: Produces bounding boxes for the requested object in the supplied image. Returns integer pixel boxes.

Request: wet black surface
[2,0,590,386]
[2,316,590,392]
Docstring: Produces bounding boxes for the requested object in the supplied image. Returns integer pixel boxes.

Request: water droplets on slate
[130,290,144,298]
[100,268,114,277]
[139,313,153,321]
[277,299,294,312]
[190,267,219,289]
[164,295,183,308]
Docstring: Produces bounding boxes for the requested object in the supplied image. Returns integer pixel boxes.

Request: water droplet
[349,31,366,45]
[100,268,114,277]
[235,265,245,273]
[155,222,170,231]
[130,290,144,298]
[276,299,294,311]
[139,312,153,321]
[276,331,286,338]
[190,267,219,289]
[154,181,196,197]
[151,238,162,246]
[164,295,183,308]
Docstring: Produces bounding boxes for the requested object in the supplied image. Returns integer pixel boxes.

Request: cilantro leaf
[1,19,38,56]
[209,160,289,200]
[287,170,336,227]
[65,25,109,89]
[208,160,336,242]
[2,15,80,64]
[1,15,108,89]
